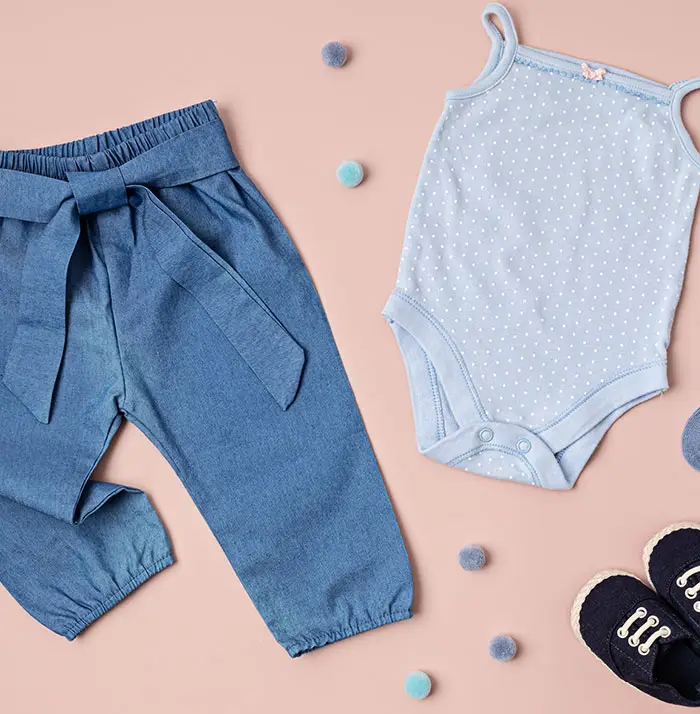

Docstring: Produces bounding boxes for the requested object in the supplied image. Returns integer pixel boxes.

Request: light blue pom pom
[488,635,517,662]
[404,671,432,700]
[459,544,486,571]
[321,41,348,68]
[336,160,364,188]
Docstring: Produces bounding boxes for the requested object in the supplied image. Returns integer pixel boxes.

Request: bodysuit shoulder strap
[476,3,519,83]
[670,79,700,169]
[446,3,519,101]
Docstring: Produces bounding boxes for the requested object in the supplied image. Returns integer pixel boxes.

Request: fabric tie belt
[1,119,305,424]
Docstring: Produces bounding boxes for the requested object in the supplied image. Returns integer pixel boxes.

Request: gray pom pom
[459,544,486,571]
[488,635,517,662]
[322,41,348,68]
[682,407,700,470]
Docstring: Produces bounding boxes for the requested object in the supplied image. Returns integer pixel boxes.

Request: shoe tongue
[650,636,699,687]
[628,611,694,685]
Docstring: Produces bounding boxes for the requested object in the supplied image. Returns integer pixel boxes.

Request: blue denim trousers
[0,101,413,656]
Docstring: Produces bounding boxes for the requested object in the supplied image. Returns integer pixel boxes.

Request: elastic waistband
[0,100,221,180]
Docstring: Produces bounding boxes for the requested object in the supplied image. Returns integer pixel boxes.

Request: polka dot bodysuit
[383,3,700,489]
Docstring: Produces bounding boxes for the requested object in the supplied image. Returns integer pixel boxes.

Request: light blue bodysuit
[384,3,700,489]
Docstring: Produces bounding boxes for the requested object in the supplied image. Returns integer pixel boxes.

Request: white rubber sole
[642,522,700,585]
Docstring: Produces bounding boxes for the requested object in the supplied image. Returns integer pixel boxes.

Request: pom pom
[682,407,700,470]
[336,160,364,188]
[321,41,348,68]
[488,634,517,662]
[459,544,486,571]
[404,671,432,700]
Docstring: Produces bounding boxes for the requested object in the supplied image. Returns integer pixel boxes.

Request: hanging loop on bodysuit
[670,78,700,168]
[482,3,518,51]
[476,3,519,84]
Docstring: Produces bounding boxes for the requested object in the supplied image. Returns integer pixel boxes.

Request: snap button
[129,193,143,208]
[516,439,531,454]
[478,427,494,443]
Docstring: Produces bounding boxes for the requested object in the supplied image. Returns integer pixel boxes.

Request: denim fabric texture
[0,101,413,656]
[383,3,700,490]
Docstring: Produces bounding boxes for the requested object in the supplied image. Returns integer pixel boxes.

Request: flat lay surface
[2,0,700,712]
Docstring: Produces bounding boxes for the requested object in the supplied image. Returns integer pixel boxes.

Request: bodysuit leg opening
[384,290,668,490]
[390,321,460,452]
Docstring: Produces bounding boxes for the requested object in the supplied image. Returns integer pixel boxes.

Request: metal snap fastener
[478,427,494,443]
[516,439,531,453]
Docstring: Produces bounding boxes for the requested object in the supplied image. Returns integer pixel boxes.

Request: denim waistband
[0,100,237,224]
[0,100,221,180]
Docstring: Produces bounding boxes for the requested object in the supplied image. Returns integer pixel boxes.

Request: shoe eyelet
[660,626,671,637]
[694,603,700,613]
[686,588,697,600]
[628,635,639,647]
[678,576,688,588]
[637,607,647,618]
[616,627,627,639]
[638,645,650,656]
[649,615,659,626]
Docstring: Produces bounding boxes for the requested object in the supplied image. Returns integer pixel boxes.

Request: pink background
[2,0,700,711]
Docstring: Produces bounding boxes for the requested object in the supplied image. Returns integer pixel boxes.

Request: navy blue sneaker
[645,523,700,637]
[571,570,700,705]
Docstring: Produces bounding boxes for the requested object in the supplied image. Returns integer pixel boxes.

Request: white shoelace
[617,607,671,656]
[677,566,700,612]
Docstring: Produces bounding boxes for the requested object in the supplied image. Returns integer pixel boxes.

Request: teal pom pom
[336,160,364,188]
[404,671,432,700]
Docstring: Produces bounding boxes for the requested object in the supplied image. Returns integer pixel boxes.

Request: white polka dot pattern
[384,36,700,489]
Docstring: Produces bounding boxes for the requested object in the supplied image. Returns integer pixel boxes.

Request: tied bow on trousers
[1,120,305,424]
